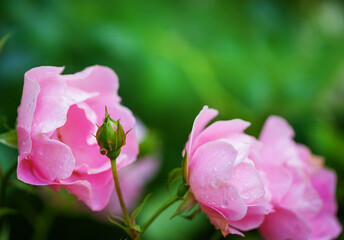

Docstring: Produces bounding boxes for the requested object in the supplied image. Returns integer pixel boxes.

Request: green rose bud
[96,107,129,160]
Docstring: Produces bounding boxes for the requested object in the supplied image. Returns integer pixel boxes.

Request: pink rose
[185,106,270,236]
[255,116,342,240]
[16,66,139,211]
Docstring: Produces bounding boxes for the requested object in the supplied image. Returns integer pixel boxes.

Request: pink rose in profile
[16,66,139,211]
[255,116,342,240]
[185,106,270,236]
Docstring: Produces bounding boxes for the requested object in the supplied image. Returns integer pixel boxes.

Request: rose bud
[96,107,128,160]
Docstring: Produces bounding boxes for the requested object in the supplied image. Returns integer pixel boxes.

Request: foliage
[1,0,344,239]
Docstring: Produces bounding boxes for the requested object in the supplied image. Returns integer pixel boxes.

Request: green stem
[138,195,180,239]
[110,158,137,239]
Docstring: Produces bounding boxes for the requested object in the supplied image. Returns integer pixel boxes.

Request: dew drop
[241,192,250,199]
[38,149,44,156]
[214,166,218,172]
[211,178,220,188]
[100,148,107,155]
[221,199,229,208]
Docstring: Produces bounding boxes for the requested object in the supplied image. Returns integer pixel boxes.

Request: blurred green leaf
[181,150,188,184]
[182,206,201,221]
[171,191,197,219]
[0,129,17,149]
[0,222,10,240]
[167,168,182,191]
[107,215,132,237]
[0,207,16,217]
[131,193,152,220]
[0,32,13,55]
[109,214,125,224]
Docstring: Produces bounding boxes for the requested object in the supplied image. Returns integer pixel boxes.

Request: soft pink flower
[185,106,270,236]
[16,66,139,211]
[256,116,342,240]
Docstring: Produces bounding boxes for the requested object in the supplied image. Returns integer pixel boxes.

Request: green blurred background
[1,0,344,239]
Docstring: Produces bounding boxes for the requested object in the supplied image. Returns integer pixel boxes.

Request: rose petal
[56,105,110,173]
[228,205,266,231]
[62,65,121,103]
[17,155,49,185]
[187,106,218,158]
[17,77,40,154]
[194,119,250,150]
[230,161,265,204]
[280,168,322,219]
[18,135,75,182]
[265,165,293,204]
[309,212,342,240]
[259,207,312,240]
[200,203,245,237]
[59,169,114,211]
[311,168,337,214]
[259,116,298,166]
[189,140,247,221]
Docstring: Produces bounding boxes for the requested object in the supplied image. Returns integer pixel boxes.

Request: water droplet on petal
[211,178,220,188]
[221,199,229,208]
[100,148,107,155]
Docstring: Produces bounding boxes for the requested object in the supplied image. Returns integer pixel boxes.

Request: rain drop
[200,176,206,187]
[100,148,107,155]
[221,199,229,208]
[211,178,220,188]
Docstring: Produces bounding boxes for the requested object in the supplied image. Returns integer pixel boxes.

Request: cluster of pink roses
[16,66,341,239]
[185,106,341,239]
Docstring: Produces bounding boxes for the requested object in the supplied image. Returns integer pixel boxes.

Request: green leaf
[182,206,201,220]
[109,214,126,224]
[0,222,10,240]
[107,215,132,237]
[0,207,17,217]
[0,129,18,149]
[131,224,142,232]
[131,193,152,220]
[176,183,189,198]
[167,168,182,190]
[181,149,188,184]
[0,32,13,55]
[171,191,197,219]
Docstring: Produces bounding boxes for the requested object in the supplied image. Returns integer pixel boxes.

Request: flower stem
[110,158,137,239]
[138,195,181,238]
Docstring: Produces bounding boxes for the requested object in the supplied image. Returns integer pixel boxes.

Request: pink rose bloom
[255,116,342,240]
[16,66,139,211]
[185,106,270,236]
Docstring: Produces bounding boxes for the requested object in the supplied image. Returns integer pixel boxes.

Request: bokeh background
[1,0,344,239]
